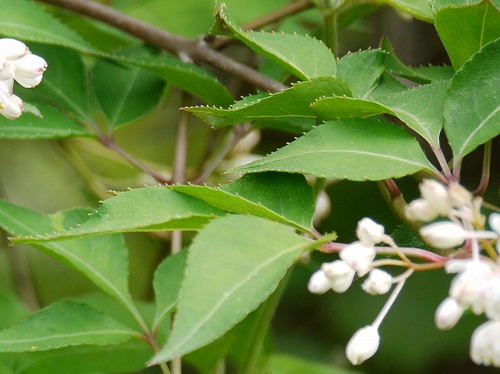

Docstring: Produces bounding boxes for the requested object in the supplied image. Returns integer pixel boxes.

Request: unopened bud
[346,325,380,365]
[470,320,500,367]
[405,198,439,222]
[419,221,466,249]
[419,179,451,215]
[13,53,47,88]
[362,269,392,295]
[0,38,29,60]
[356,218,385,246]
[307,270,331,295]
[321,260,355,293]
[340,242,376,276]
[435,297,464,330]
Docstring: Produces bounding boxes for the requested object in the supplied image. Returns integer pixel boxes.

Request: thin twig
[209,0,314,49]
[37,0,286,92]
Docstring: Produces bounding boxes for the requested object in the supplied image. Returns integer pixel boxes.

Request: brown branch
[209,0,314,49]
[37,0,286,92]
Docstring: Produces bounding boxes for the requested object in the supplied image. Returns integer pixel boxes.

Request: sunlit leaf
[172,172,314,231]
[214,4,336,79]
[444,38,500,162]
[186,76,351,128]
[150,215,332,364]
[434,0,500,69]
[13,187,225,242]
[234,118,437,181]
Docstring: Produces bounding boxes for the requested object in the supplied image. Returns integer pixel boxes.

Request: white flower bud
[419,221,466,249]
[489,213,500,253]
[448,260,492,314]
[362,268,392,295]
[321,260,355,293]
[313,191,331,226]
[405,198,439,222]
[340,242,376,276]
[228,130,261,157]
[13,53,47,88]
[0,82,23,119]
[307,270,332,294]
[484,276,500,320]
[435,297,464,330]
[346,325,380,365]
[356,218,385,246]
[0,61,15,80]
[470,320,500,367]
[0,38,29,60]
[447,182,472,208]
[419,179,451,215]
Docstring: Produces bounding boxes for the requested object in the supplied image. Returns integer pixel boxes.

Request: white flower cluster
[308,179,500,367]
[406,179,500,367]
[308,217,397,365]
[0,38,47,119]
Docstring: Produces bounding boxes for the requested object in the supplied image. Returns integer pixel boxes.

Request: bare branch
[37,0,286,92]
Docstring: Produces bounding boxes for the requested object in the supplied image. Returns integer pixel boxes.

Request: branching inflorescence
[309,179,500,367]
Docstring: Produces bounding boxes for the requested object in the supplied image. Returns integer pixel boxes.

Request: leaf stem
[322,1,338,55]
[474,140,491,196]
[94,126,172,184]
[37,0,286,92]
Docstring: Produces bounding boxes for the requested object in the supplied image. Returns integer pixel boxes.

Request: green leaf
[434,0,500,69]
[186,76,351,128]
[380,38,454,84]
[153,250,189,331]
[444,38,500,162]
[214,4,336,79]
[381,0,434,22]
[0,301,139,352]
[171,172,315,232]
[109,50,234,107]
[267,353,359,374]
[234,118,437,181]
[336,50,386,97]
[92,58,165,129]
[0,293,30,331]
[13,187,225,242]
[0,0,99,54]
[150,215,331,364]
[376,80,449,147]
[309,81,449,148]
[9,341,150,374]
[0,202,137,319]
[20,44,92,122]
[0,102,89,139]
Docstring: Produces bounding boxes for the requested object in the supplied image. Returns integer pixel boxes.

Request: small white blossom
[313,191,331,226]
[435,297,464,330]
[419,221,467,249]
[356,218,385,246]
[470,320,500,367]
[362,268,392,295]
[0,38,47,119]
[321,260,356,293]
[448,259,493,314]
[0,81,22,119]
[447,182,473,208]
[12,53,47,88]
[483,276,500,320]
[307,270,332,295]
[419,179,451,215]
[0,38,29,60]
[489,213,500,253]
[340,242,376,276]
[405,198,439,222]
[346,325,380,365]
